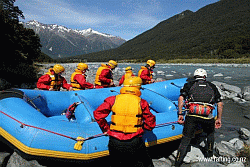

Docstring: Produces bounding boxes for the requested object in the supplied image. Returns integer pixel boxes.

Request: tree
[216,35,250,59]
[0,0,24,20]
[0,0,42,85]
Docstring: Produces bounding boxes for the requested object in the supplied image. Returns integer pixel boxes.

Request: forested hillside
[0,0,53,87]
[65,0,250,62]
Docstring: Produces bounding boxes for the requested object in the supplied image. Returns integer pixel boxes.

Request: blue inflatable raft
[0,78,217,160]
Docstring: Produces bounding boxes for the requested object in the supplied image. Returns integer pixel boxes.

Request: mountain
[67,0,250,62]
[21,20,126,59]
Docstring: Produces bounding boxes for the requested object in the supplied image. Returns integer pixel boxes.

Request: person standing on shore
[70,63,94,90]
[175,68,223,167]
[118,66,135,86]
[138,60,156,85]
[37,64,73,91]
[94,76,156,167]
[94,60,118,89]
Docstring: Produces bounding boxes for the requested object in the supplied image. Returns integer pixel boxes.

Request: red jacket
[118,73,135,86]
[140,69,153,84]
[94,96,156,140]
[73,74,94,89]
[99,69,113,84]
[95,68,114,89]
[37,74,72,90]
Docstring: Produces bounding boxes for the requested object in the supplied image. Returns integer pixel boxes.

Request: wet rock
[212,81,241,94]
[231,97,246,103]
[153,157,172,167]
[190,161,226,167]
[228,138,244,151]
[244,114,250,120]
[238,128,250,140]
[214,73,224,77]
[0,152,11,167]
[242,86,250,101]
[226,161,244,167]
[156,71,165,75]
[6,152,45,167]
[211,81,247,103]
[238,128,250,145]
[214,138,244,157]
[156,78,165,82]
[215,141,237,157]
[172,146,205,164]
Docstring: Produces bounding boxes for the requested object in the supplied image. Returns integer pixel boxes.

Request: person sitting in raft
[71,63,94,90]
[94,60,118,89]
[118,66,135,86]
[138,59,156,85]
[37,64,73,91]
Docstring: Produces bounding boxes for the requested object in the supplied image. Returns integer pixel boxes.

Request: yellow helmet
[125,66,132,71]
[120,87,141,97]
[77,63,88,71]
[53,64,65,74]
[123,76,142,89]
[108,60,118,69]
[146,60,156,67]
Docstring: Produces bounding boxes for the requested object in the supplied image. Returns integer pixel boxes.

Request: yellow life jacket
[110,87,143,133]
[46,69,62,91]
[94,64,110,86]
[138,66,153,84]
[71,69,85,90]
[138,66,145,78]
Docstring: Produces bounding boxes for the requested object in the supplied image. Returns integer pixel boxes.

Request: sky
[15,0,219,40]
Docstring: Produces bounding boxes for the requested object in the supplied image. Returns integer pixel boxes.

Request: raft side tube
[20,90,77,117]
[143,78,187,101]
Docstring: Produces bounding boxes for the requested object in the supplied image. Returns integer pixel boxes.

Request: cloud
[16,0,165,39]
[18,0,120,26]
[120,0,164,29]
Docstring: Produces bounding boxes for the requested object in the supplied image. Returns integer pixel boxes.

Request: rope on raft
[0,110,178,142]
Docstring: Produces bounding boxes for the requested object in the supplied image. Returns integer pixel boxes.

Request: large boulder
[228,138,244,151]
[212,81,241,95]
[171,146,205,164]
[153,158,172,167]
[6,152,45,167]
[211,81,248,103]
[215,138,244,157]
[0,152,11,167]
[238,128,250,145]
[242,86,250,101]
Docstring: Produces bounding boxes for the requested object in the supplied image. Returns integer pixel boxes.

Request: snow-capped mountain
[21,20,126,59]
